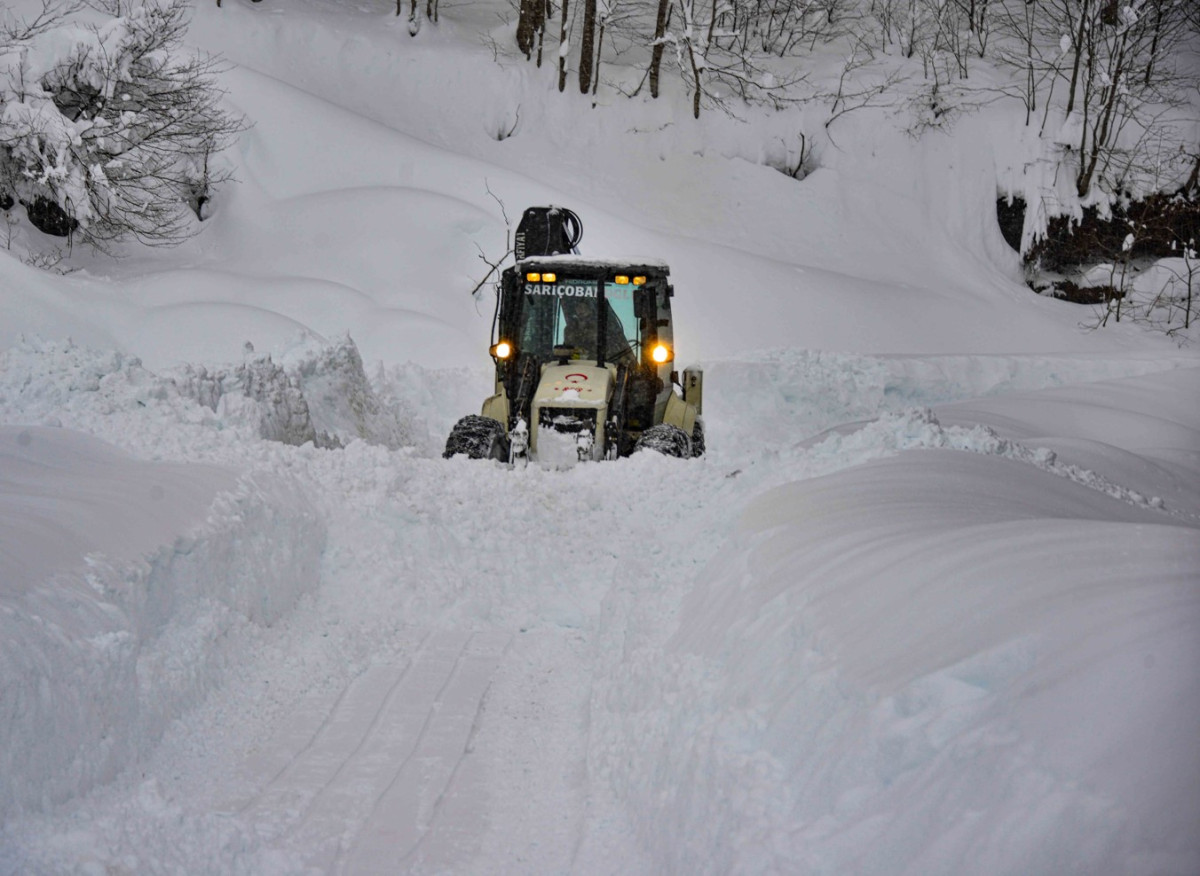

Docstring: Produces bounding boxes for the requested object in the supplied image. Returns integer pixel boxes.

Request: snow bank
[0,425,324,821]
[703,348,1200,465]
[592,367,1200,875]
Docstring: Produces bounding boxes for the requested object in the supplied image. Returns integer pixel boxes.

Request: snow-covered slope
[1,0,1198,873]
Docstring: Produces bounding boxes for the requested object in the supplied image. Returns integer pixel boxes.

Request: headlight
[650,343,673,364]
[491,341,513,359]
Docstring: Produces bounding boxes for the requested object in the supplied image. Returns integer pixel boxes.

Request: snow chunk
[173,335,412,449]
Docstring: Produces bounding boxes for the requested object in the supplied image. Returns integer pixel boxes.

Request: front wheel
[443,415,509,461]
[635,423,691,458]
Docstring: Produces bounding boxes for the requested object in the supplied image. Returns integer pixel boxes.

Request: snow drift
[0,425,324,822]
[594,367,1200,875]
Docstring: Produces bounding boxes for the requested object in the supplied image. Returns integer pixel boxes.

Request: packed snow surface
[1,0,1199,874]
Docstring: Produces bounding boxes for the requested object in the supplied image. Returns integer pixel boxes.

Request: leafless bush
[0,0,244,251]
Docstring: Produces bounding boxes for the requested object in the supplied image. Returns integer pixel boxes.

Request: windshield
[518,279,639,363]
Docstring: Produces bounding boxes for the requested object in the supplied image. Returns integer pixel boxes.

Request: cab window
[518,278,637,362]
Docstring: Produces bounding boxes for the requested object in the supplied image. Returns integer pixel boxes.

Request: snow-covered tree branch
[0,0,243,250]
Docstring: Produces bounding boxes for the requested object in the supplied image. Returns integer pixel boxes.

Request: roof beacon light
[614,275,630,285]
[526,272,541,282]
[633,276,647,286]
[543,272,557,283]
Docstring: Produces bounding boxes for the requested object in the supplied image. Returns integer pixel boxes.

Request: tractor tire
[635,423,691,458]
[443,415,509,461]
[691,418,706,458]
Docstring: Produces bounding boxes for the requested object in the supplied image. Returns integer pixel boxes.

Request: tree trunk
[1078,38,1126,197]
[1065,0,1090,116]
[579,0,596,93]
[1185,256,1194,329]
[686,36,702,118]
[592,20,605,95]
[649,0,671,98]
[517,0,543,57]
[557,0,570,92]
[1184,152,1200,198]
[535,0,547,67]
[1144,0,1164,86]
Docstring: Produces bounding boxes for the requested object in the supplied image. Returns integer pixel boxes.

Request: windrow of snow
[0,335,417,457]
[589,365,1200,875]
[0,425,325,822]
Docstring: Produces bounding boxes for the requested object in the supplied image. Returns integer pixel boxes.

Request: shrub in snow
[0,0,243,249]
[1025,195,1200,273]
[23,193,78,236]
[1099,251,1198,336]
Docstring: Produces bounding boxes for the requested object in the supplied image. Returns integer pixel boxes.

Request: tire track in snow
[340,630,511,874]
[229,630,435,820]
[350,628,511,868]
[228,630,511,872]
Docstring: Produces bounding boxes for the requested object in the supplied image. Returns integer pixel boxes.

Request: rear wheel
[691,418,705,458]
[444,415,509,461]
[635,423,691,458]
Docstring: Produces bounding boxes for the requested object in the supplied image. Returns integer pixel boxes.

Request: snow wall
[0,426,325,821]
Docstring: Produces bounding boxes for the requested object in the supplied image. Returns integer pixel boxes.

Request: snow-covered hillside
[1,0,1198,873]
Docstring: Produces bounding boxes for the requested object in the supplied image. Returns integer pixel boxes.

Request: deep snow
[1,0,1199,873]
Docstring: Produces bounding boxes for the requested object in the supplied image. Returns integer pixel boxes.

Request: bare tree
[1144,242,1196,333]
[996,0,1197,199]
